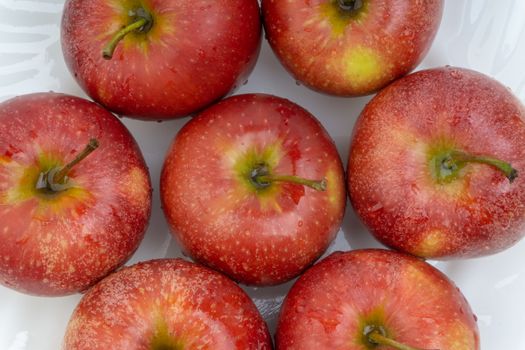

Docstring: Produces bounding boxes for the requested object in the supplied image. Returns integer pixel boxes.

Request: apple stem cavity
[36,139,100,193]
[434,150,518,184]
[250,164,327,191]
[102,8,153,60]
[367,329,433,350]
[338,0,363,11]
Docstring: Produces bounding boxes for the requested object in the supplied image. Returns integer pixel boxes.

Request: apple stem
[35,139,99,193]
[250,164,327,191]
[257,174,327,191]
[53,139,100,185]
[442,151,517,183]
[368,330,434,350]
[102,10,152,60]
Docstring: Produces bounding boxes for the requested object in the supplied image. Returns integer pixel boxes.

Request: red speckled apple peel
[63,259,272,349]
[0,93,152,296]
[262,0,443,96]
[161,94,346,286]
[348,67,525,259]
[61,0,262,119]
[276,250,479,350]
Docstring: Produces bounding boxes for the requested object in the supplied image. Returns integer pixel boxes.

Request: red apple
[63,258,272,349]
[161,93,346,285]
[348,67,525,258]
[276,249,480,350]
[0,93,151,296]
[61,0,262,120]
[262,0,443,96]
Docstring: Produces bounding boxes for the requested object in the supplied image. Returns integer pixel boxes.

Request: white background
[1,0,525,349]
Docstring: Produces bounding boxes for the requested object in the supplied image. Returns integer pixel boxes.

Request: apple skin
[0,93,152,296]
[63,259,272,349]
[160,93,346,286]
[262,0,443,96]
[276,249,480,350]
[348,67,525,259]
[61,0,262,120]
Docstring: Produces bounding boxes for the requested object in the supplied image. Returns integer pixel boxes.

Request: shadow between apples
[122,117,190,263]
[342,201,385,251]
[241,279,296,337]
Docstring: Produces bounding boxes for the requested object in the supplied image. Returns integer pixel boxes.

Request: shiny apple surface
[1,1,525,349]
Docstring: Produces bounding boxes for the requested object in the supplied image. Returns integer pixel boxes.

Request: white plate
[1,0,525,349]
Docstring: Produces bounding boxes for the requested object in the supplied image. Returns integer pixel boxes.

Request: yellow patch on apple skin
[226,141,283,174]
[38,189,92,216]
[150,316,184,350]
[425,140,473,200]
[0,155,12,165]
[380,131,471,202]
[217,139,290,213]
[231,141,283,193]
[1,154,54,204]
[414,229,447,257]
[110,0,175,56]
[403,264,433,291]
[325,167,343,209]
[123,167,150,206]
[0,153,92,214]
[319,1,369,36]
[343,47,384,89]
[355,307,389,348]
[96,84,111,104]
[258,191,284,213]
[445,320,478,350]
[389,128,422,148]
[437,175,470,199]
[238,150,284,212]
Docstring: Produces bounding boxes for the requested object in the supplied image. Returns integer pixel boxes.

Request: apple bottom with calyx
[348,66,525,259]
[161,94,346,286]
[63,259,272,350]
[276,249,479,350]
[0,93,151,296]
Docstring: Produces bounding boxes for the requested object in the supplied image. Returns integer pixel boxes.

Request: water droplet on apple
[368,203,383,212]
[450,70,462,79]
[298,220,303,227]
[3,280,13,287]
